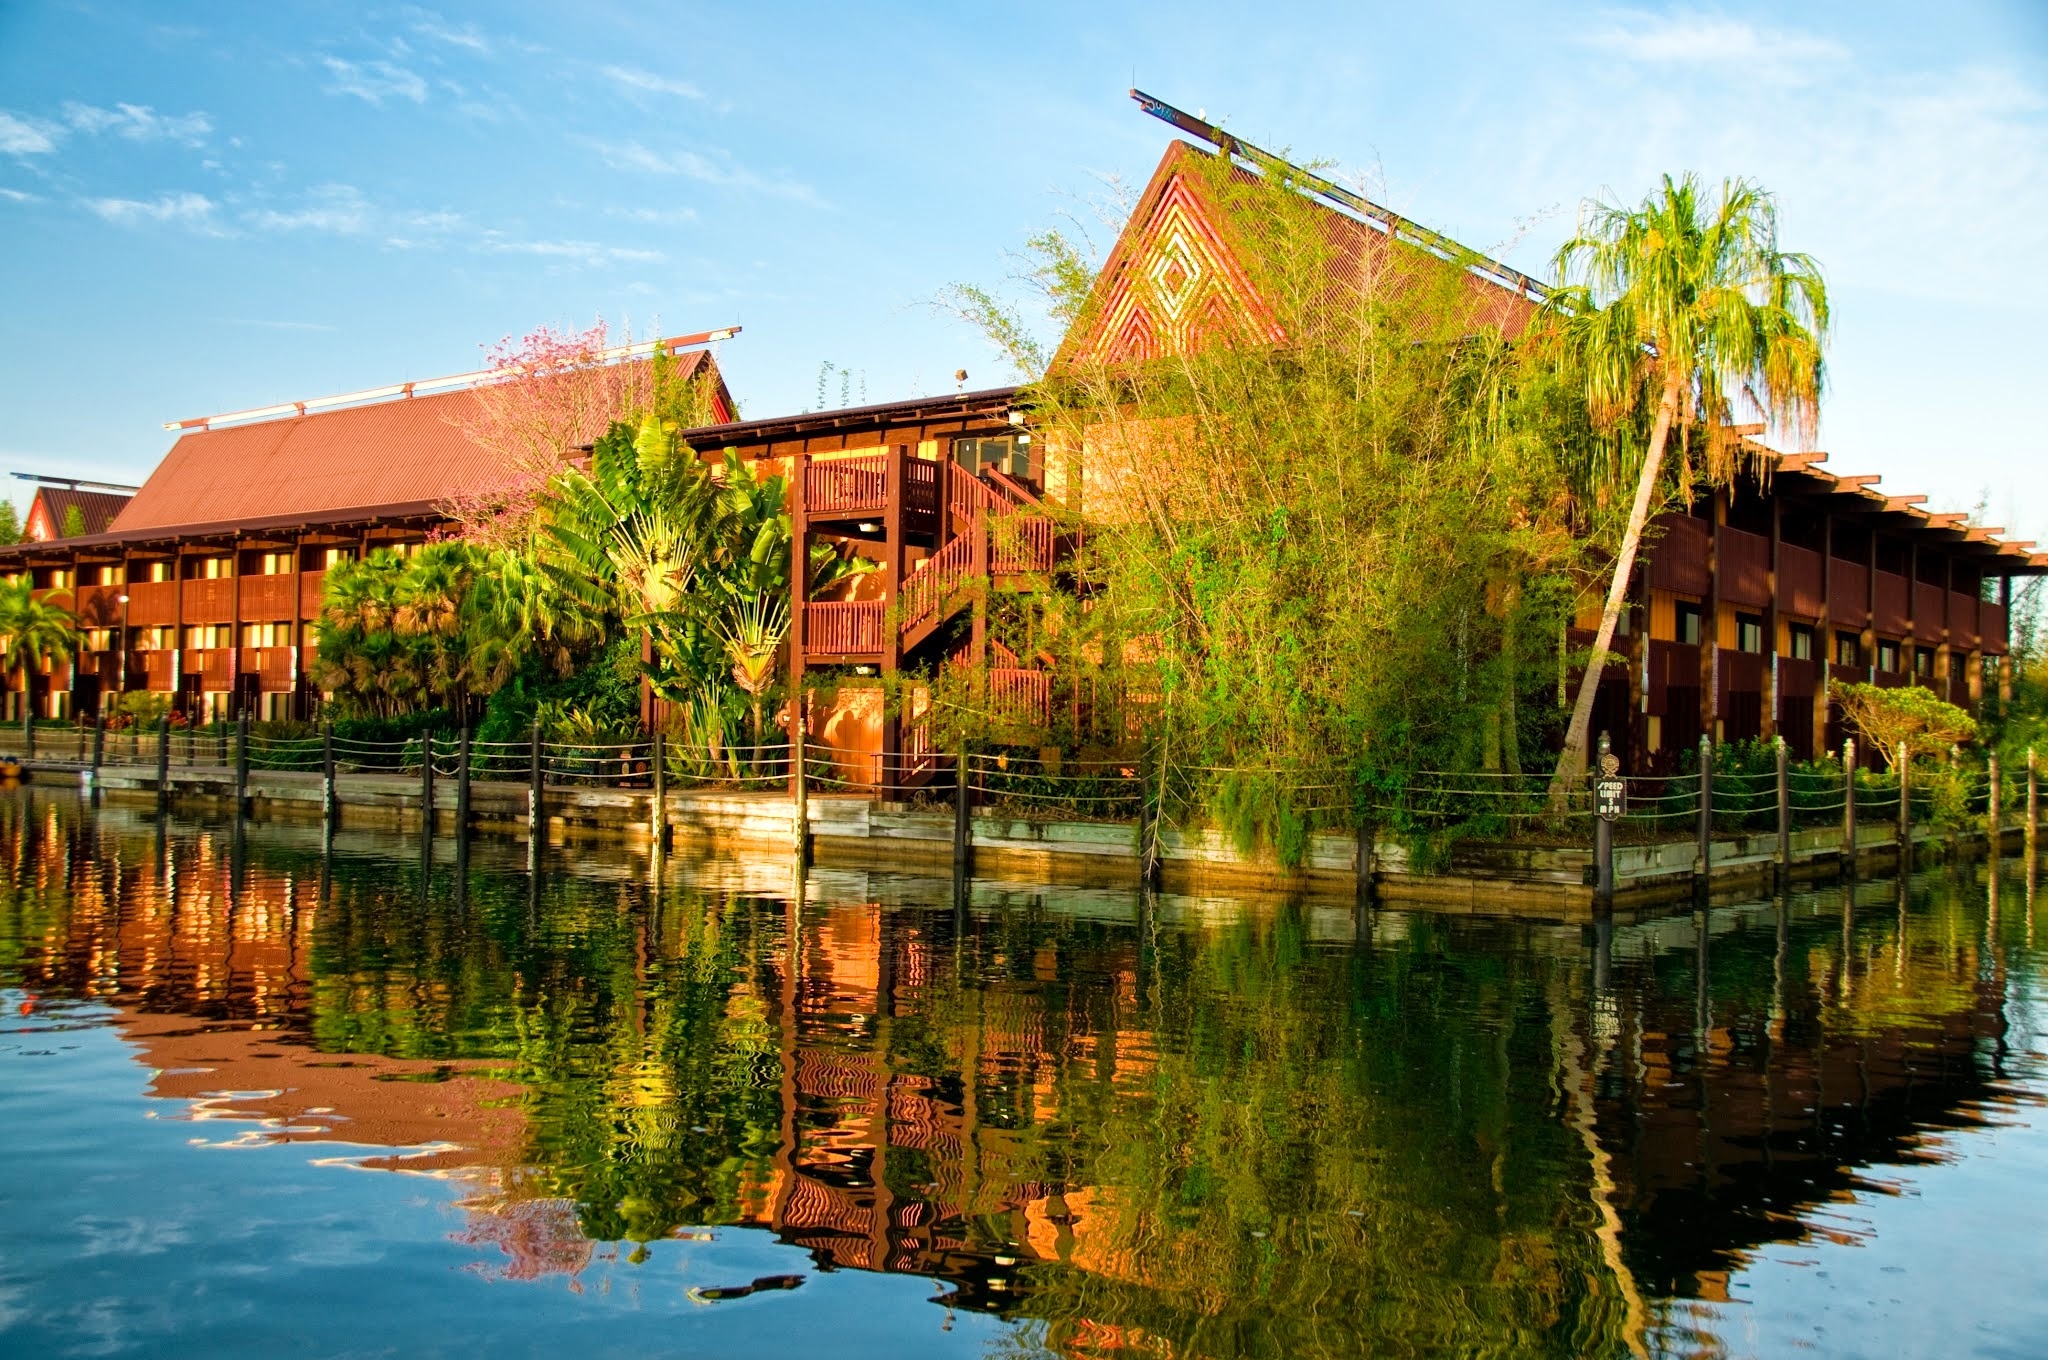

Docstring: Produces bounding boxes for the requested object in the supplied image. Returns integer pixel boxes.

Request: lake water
[2,787,2045,1359]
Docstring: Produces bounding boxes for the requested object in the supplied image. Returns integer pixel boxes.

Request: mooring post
[1988,752,2003,864]
[419,730,435,835]
[953,744,972,877]
[1842,737,1859,876]
[154,713,170,815]
[791,716,810,866]
[234,710,248,817]
[456,726,472,842]
[1593,731,1615,906]
[217,720,227,768]
[2026,745,2039,865]
[89,714,104,799]
[1776,735,1791,889]
[321,719,336,828]
[1897,740,1911,873]
[650,728,668,849]
[528,720,544,848]
[23,709,33,762]
[1694,733,1713,890]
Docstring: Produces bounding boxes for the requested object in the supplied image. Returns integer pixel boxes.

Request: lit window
[1836,634,1860,667]
[1736,613,1764,654]
[1675,602,1703,646]
[953,435,1031,479]
[1789,624,1815,661]
[1877,640,1901,672]
[1915,647,1935,677]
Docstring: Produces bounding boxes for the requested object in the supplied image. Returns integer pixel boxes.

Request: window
[1675,601,1703,646]
[94,564,124,586]
[196,557,232,580]
[83,628,113,652]
[259,552,293,576]
[143,561,171,582]
[1915,646,1936,678]
[183,624,230,649]
[1789,623,1815,661]
[1877,640,1901,673]
[1736,613,1765,654]
[242,621,289,648]
[953,434,1031,479]
[133,626,172,651]
[1836,633,1860,667]
[320,547,353,569]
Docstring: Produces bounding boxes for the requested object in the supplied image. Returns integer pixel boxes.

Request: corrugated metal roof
[110,351,725,535]
[26,487,132,539]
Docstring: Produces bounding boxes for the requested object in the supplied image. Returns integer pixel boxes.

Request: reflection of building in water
[5,795,2036,1339]
[1587,890,2015,1299]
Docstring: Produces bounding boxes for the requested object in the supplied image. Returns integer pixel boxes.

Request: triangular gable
[1055,141,1280,370]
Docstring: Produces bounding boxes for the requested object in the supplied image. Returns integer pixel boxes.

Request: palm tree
[1546,174,1828,800]
[717,591,790,761]
[0,577,78,740]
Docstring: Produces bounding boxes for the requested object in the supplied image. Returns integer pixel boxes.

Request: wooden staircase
[896,470,1057,658]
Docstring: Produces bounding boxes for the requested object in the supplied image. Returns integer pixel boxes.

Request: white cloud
[322,57,428,105]
[84,191,222,232]
[215,318,336,331]
[602,65,705,100]
[588,138,819,203]
[0,112,59,155]
[60,102,211,146]
[480,234,664,265]
[249,184,372,234]
[608,205,698,225]
[0,187,40,203]
[412,14,490,53]
[1585,10,1847,76]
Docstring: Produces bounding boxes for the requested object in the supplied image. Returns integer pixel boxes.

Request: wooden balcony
[806,455,887,517]
[239,574,295,621]
[75,584,124,627]
[131,650,176,691]
[1828,560,1869,628]
[1948,591,1980,650]
[182,648,233,690]
[246,646,296,691]
[1874,571,1909,635]
[1779,544,1823,618]
[126,580,177,627]
[805,601,884,659]
[1647,515,1710,595]
[1718,527,1770,607]
[300,570,326,620]
[181,577,234,624]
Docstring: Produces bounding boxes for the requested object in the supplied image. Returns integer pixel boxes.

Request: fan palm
[0,577,78,738]
[1545,174,1828,801]
[717,591,790,758]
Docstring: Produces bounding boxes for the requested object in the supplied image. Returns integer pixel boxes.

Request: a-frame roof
[1054,140,1536,372]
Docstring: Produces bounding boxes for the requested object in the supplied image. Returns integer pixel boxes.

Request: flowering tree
[445,322,722,549]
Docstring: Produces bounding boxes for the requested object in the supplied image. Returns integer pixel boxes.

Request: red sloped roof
[27,487,132,539]
[111,350,730,534]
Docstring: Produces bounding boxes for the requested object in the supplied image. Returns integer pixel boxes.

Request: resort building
[0,336,732,725]
[18,477,135,542]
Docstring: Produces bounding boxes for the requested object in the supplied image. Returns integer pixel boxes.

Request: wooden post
[953,743,972,876]
[1988,752,2002,863]
[154,712,170,814]
[528,720,544,845]
[1695,732,1713,887]
[791,707,810,866]
[651,729,668,848]
[419,729,435,835]
[234,710,248,816]
[1593,731,1615,905]
[1843,736,1858,875]
[456,726,472,841]
[2028,747,2038,864]
[1776,734,1791,885]
[90,713,104,784]
[216,719,227,768]
[1897,739,1911,872]
[321,719,336,827]
[1141,751,1164,889]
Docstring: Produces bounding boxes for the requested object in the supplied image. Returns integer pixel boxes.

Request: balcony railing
[806,601,884,656]
[181,648,233,689]
[805,455,887,516]
[239,574,295,621]
[126,580,177,627]
[246,646,295,690]
[181,577,234,624]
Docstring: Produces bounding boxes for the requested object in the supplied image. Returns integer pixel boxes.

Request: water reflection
[2,788,2043,1358]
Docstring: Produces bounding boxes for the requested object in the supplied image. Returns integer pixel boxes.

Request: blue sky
[2,1,2045,535]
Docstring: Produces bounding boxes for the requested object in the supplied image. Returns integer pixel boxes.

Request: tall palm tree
[0,577,78,740]
[1546,174,1828,801]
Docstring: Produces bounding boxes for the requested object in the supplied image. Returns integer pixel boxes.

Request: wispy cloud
[1585,9,1847,79]
[60,102,211,146]
[0,112,60,156]
[0,187,40,203]
[588,138,819,203]
[322,57,428,105]
[602,65,704,100]
[214,317,336,332]
[608,205,698,225]
[411,12,490,53]
[248,183,372,234]
[480,234,664,265]
[84,191,223,233]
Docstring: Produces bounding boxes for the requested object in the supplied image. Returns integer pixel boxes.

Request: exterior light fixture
[857,521,878,533]
[116,594,129,604]
[854,666,874,676]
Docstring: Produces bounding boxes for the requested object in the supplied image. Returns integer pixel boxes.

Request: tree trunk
[1549,371,1686,807]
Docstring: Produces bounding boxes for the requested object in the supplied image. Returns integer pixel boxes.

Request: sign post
[1591,734,1624,906]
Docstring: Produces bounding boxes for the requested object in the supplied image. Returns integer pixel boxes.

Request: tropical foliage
[0,576,76,733]
[1830,680,1977,768]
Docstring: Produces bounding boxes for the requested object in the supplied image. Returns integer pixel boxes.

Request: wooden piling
[528,721,544,845]
[234,711,248,816]
[456,727,472,841]
[1988,752,2002,863]
[651,729,668,848]
[419,730,435,834]
[1694,733,1712,888]
[1897,740,1910,872]
[1776,735,1791,888]
[1843,737,1858,876]
[953,745,972,876]
[154,713,170,814]
[321,719,336,827]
